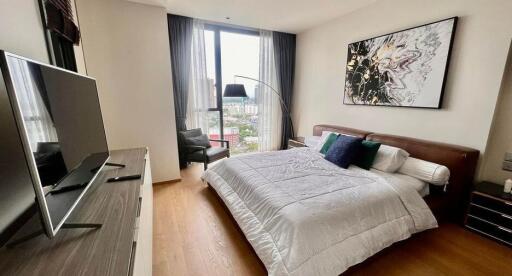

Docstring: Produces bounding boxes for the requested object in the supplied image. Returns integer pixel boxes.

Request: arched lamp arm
[234,75,295,138]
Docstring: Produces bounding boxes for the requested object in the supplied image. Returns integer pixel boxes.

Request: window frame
[204,24,259,139]
[38,0,78,72]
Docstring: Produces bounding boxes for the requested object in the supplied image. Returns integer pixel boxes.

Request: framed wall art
[343,17,457,109]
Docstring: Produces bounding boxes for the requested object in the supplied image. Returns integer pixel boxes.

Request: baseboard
[153,178,181,186]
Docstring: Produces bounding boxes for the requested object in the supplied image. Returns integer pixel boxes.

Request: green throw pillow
[354,140,381,170]
[320,133,339,154]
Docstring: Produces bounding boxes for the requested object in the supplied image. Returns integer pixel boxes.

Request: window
[38,0,78,72]
[204,25,260,154]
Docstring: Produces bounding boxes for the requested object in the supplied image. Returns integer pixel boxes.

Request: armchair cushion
[184,134,211,151]
[179,128,203,139]
[179,128,211,153]
[188,147,229,163]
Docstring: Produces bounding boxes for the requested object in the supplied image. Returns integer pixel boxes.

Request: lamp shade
[223,84,248,98]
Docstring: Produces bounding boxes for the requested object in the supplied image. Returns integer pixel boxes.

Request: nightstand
[465,181,512,246]
[288,137,306,149]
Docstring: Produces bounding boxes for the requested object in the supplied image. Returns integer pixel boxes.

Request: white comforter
[202,148,437,276]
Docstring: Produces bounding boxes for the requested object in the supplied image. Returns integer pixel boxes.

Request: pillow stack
[315,133,451,185]
[316,132,382,170]
[324,135,363,168]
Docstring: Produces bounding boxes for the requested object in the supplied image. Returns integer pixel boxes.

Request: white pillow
[398,157,450,185]
[304,136,321,148]
[371,145,409,173]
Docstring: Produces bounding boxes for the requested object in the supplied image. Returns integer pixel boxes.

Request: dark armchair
[178,128,230,170]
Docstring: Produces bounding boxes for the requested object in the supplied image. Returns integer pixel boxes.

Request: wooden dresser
[0,148,153,276]
[465,181,512,246]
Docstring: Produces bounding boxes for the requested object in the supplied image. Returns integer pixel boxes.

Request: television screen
[1,52,109,237]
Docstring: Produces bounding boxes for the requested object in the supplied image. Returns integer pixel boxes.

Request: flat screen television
[0,51,109,240]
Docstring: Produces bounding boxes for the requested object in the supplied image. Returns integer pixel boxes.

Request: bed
[202,124,479,276]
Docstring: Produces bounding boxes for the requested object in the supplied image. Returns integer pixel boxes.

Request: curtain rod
[167,13,294,34]
[201,19,261,32]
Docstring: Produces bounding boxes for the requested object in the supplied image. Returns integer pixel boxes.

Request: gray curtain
[273,32,296,149]
[168,14,193,131]
[168,14,193,167]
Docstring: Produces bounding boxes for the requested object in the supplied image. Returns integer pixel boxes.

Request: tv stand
[0,148,153,276]
[6,223,102,248]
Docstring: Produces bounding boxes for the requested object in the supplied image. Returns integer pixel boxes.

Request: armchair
[178,128,230,170]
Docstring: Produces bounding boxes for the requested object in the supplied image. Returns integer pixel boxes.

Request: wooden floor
[153,164,511,276]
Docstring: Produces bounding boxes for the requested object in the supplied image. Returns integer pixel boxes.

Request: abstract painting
[343,17,457,108]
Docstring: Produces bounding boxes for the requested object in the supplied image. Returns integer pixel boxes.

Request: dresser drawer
[472,193,512,216]
[468,204,512,229]
[466,216,512,245]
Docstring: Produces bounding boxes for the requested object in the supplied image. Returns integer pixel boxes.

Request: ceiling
[127,0,376,33]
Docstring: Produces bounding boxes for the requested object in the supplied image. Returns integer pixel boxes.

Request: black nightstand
[465,181,512,246]
[288,137,306,149]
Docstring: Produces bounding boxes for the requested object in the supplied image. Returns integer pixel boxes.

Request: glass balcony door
[204,25,260,154]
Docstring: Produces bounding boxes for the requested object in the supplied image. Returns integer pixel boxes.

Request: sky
[205,30,260,99]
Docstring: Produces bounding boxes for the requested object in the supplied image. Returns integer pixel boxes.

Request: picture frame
[343,17,458,109]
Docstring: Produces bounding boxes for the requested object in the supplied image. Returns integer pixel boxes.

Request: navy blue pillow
[324,135,363,168]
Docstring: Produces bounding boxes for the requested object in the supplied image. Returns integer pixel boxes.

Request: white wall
[482,44,512,184]
[75,0,180,182]
[0,0,86,75]
[294,0,512,158]
[0,0,49,62]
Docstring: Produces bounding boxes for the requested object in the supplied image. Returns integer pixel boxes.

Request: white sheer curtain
[186,19,210,134]
[258,30,281,151]
[7,59,58,151]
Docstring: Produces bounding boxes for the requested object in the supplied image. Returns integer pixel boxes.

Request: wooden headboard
[312,124,480,222]
[313,124,371,138]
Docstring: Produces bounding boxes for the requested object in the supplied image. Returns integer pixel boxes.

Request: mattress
[202,148,437,276]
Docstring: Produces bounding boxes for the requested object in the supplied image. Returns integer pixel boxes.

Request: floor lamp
[223,75,295,140]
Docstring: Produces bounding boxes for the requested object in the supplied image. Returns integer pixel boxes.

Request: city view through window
[205,29,261,155]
